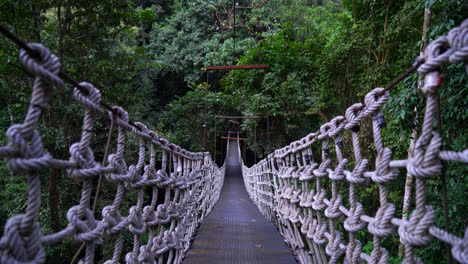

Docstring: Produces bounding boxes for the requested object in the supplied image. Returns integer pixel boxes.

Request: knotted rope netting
[242,19,468,264]
[0,43,225,263]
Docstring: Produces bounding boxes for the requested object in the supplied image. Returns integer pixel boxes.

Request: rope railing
[0,41,225,263]
[242,19,468,264]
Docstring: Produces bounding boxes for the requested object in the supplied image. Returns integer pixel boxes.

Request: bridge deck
[183,140,296,264]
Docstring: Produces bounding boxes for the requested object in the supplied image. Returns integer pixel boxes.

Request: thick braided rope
[242,19,468,264]
[0,45,225,263]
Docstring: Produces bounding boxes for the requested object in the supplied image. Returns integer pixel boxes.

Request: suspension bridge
[0,19,467,264]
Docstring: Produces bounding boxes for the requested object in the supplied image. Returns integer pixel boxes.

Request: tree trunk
[49,168,61,233]
[7,104,14,125]
[399,5,431,255]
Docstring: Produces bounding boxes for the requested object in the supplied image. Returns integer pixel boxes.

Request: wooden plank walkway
[183,140,296,264]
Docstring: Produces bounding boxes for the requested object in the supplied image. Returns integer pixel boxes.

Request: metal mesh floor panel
[183,140,296,264]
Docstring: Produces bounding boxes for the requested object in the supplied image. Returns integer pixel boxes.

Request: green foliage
[158,82,241,161]
[148,1,216,83]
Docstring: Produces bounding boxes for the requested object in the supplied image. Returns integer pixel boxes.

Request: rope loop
[66,205,104,242]
[447,19,468,65]
[4,125,51,172]
[73,82,103,114]
[68,142,102,181]
[407,132,442,178]
[368,203,395,237]
[363,88,389,115]
[325,230,344,259]
[344,202,366,233]
[329,158,347,181]
[398,205,435,247]
[346,159,369,185]
[311,188,327,211]
[345,103,365,130]
[329,116,346,138]
[370,245,389,264]
[346,238,363,264]
[313,158,330,178]
[128,206,146,236]
[19,43,64,90]
[373,148,398,184]
[102,205,129,236]
[452,227,468,264]
[418,36,451,75]
[324,194,343,219]
[0,214,45,263]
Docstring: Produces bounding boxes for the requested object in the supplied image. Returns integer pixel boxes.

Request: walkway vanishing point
[183,139,296,264]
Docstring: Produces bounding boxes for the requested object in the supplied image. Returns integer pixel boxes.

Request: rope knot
[300,214,312,234]
[19,43,64,89]
[329,158,347,181]
[125,165,145,190]
[290,189,301,204]
[155,204,171,224]
[370,245,389,264]
[298,188,308,207]
[447,19,468,65]
[421,71,443,94]
[312,219,327,245]
[73,82,103,114]
[102,206,128,236]
[128,206,146,235]
[398,206,435,246]
[68,143,102,181]
[344,202,366,233]
[313,158,330,178]
[346,159,369,185]
[111,106,129,124]
[288,205,300,224]
[324,194,343,219]
[312,188,327,211]
[364,88,389,115]
[346,238,363,264]
[318,123,332,140]
[326,231,346,263]
[132,122,149,138]
[151,234,169,256]
[452,226,468,264]
[0,215,45,264]
[300,163,318,181]
[165,230,183,250]
[373,148,398,183]
[157,170,174,188]
[66,205,104,242]
[418,36,451,75]
[144,165,160,184]
[306,218,318,239]
[345,103,365,130]
[303,189,315,208]
[142,205,157,226]
[329,116,346,138]
[105,154,131,183]
[148,130,160,142]
[407,132,442,178]
[169,203,182,218]
[368,203,395,237]
[4,125,51,172]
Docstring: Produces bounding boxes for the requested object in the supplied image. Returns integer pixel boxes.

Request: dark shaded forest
[0,0,466,263]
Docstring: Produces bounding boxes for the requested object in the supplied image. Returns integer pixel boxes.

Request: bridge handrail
[0,42,225,263]
[242,19,468,264]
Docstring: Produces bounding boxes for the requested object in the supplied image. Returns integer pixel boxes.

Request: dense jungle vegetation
[0,0,466,263]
